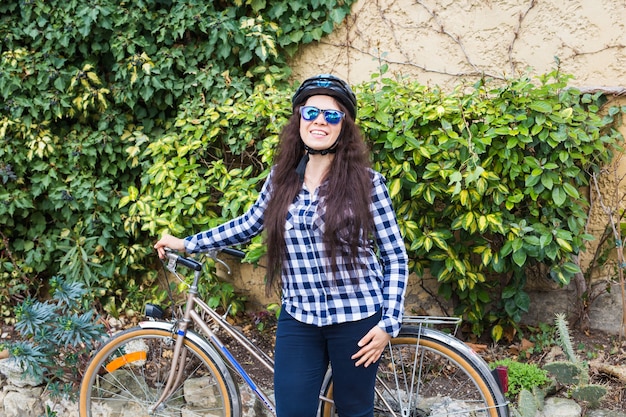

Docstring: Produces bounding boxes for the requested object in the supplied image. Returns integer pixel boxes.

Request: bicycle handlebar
[165,251,202,271]
[164,247,245,272]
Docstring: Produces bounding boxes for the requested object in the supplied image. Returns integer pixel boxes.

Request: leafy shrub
[358,68,624,336]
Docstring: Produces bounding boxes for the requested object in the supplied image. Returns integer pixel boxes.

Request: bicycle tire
[79,323,241,417]
[319,326,509,417]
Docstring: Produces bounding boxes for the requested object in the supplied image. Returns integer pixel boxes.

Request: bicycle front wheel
[79,324,240,417]
[320,327,509,417]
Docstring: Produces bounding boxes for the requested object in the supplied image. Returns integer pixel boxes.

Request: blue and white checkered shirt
[184,168,408,336]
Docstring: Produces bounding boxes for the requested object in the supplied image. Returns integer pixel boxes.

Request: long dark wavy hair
[263,101,374,295]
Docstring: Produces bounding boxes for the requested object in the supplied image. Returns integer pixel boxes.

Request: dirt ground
[2,312,625,412]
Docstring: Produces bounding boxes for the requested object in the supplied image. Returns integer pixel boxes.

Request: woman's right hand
[154,233,186,259]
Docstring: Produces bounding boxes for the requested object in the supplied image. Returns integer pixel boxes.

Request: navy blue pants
[274,308,382,417]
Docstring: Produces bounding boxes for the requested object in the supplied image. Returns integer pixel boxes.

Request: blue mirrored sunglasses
[299,106,345,125]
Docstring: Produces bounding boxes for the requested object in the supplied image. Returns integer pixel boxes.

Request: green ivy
[0,0,357,320]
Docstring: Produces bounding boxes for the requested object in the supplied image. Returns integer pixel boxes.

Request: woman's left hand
[351,325,391,368]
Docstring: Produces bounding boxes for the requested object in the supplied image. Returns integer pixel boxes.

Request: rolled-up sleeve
[371,172,408,336]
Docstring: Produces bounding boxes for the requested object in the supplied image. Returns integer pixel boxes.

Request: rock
[540,397,582,417]
[0,358,43,387]
[240,384,274,417]
[44,396,79,417]
[1,387,44,417]
[586,410,626,417]
[184,376,223,408]
[588,283,625,335]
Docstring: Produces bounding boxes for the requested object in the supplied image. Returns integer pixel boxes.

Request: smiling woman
[153,73,409,417]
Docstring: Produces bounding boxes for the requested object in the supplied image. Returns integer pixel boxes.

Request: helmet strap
[295,140,339,182]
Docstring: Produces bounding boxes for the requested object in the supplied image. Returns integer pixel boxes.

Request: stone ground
[1,364,624,417]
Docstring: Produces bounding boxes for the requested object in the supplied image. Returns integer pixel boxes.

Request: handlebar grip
[175,255,203,271]
[222,247,246,258]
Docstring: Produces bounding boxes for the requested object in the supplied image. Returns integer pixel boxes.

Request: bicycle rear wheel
[320,326,509,417]
[79,324,240,417]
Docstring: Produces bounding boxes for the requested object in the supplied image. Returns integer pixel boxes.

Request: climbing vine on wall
[0,0,357,321]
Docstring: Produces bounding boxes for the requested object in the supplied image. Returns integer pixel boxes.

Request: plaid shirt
[184,169,408,336]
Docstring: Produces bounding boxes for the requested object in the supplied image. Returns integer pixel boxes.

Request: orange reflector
[105,351,147,373]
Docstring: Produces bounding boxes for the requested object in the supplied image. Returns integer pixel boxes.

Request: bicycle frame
[150,251,279,414]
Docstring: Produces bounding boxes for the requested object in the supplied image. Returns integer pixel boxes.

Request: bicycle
[79,248,510,417]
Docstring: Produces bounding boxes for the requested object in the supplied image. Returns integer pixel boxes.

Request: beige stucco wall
[229,1,626,323]
[290,0,626,90]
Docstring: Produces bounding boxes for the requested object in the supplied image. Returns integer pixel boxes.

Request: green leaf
[249,0,266,12]
[562,182,580,198]
[552,186,566,206]
[329,7,348,24]
[556,238,573,252]
[514,291,530,312]
[562,262,581,274]
[430,233,450,251]
[491,325,503,342]
[512,250,527,267]
[529,101,553,113]
[501,286,517,299]
[525,175,540,187]
[388,178,402,198]
[462,211,475,231]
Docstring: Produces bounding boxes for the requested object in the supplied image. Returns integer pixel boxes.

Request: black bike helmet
[292,74,357,119]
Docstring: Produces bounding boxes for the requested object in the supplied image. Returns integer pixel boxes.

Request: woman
[154,74,408,417]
